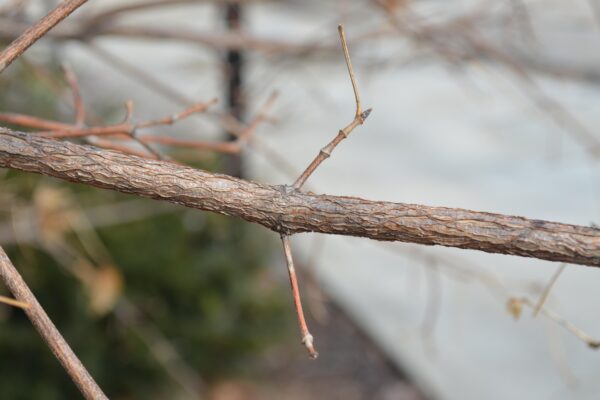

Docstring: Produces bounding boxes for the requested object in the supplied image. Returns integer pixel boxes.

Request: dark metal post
[223,3,244,177]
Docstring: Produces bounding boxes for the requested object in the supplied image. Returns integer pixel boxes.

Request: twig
[279,24,372,358]
[281,235,318,358]
[0,98,217,159]
[339,24,362,120]
[0,293,29,309]
[119,101,166,160]
[84,42,278,156]
[0,246,107,399]
[533,263,566,317]
[85,41,302,180]
[34,99,217,138]
[62,64,165,160]
[62,63,86,126]
[0,113,73,131]
[115,91,277,155]
[293,25,372,190]
[516,297,600,349]
[0,0,88,73]
[0,91,280,158]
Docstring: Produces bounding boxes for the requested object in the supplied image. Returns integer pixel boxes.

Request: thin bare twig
[84,42,278,156]
[281,235,318,358]
[512,297,600,349]
[278,24,373,358]
[36,99,217,138]
[0,0,88,73]
[0,89,280,160]
[293,25,372,190]
[533,263,566,317]
[0,293,29,309]
[0,246,107,399]
[62,63,86,127]
[0,98,217,159]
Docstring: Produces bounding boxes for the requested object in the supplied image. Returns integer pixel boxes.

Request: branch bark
[1,128,599,267]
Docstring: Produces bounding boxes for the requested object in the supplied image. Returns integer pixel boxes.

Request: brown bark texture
[1,128,599,267]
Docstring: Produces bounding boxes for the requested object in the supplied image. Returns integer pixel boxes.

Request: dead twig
[281,235,318,358]
[0,246,107,399]
[293,25,372,190]
[0,293,29,309]
[533,263,566,317]
[278,24,373,358]
[0,0,88,73]
[509,297,600,349]
[33,99,217,138]
[62,63,86,127]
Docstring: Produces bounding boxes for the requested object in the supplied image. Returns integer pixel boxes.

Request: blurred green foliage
[0,61,290,399]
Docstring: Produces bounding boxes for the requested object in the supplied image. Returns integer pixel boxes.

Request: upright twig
[0,0,88,73]
[0,246,107,400]
[62,64,86,127]
[280,24,373,358]
[293,25,372,190]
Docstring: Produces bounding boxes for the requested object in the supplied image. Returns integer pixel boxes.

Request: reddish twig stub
[281,235,318,358]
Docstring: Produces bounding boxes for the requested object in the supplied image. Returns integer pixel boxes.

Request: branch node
[273,185,296,234]
[319,147,332,158]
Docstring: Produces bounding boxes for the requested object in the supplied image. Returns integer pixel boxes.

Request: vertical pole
[223,3,244,177]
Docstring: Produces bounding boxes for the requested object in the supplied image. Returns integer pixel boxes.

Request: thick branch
[0,246,107,400]
[1,128,599,267]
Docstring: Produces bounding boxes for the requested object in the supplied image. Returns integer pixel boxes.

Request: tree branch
[1,128,598,267]
[0,246,107,400]
[0,0,88,73]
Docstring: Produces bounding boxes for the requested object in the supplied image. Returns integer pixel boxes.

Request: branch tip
[302,333,319,359]
[360,108,373,122]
